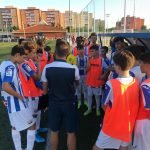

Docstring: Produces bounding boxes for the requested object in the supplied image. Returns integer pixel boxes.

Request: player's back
[102,77,139,142]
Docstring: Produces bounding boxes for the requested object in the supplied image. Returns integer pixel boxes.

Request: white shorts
[95,130,130,149]
[8,108,36,132]
[87,86,102,96]
[27,97,41,130]
[28,97,39,116]
[77,76,87,98]
[133,119,150,150]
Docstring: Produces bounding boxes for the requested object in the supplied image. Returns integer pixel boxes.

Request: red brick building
[116,15,144,31]
[13,23,66,39]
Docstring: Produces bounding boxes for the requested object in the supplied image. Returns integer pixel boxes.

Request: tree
[141,25,147,31]
[66,26,70,32]
[12,26,19,31]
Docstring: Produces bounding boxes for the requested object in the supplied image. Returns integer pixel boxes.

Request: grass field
[0,41,112,150]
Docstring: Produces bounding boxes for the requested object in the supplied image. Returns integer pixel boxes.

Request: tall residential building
[60,13,65,29]
[41,9,60,27]
[80,12,93,31]
[64,11,71,28]
[95,19,104,32]
[64,11,93,31]
[116,15,144,31]
[64,11,79,29]
[0,6,22,30]
[20,7,41,28]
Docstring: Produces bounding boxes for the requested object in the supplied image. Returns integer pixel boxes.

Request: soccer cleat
[35,134,45,143]
[96,109,101,116]
[37,128,48,133]
[83,109,92,116]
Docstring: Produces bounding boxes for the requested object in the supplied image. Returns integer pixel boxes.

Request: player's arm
[22,63,41,80]
[102,81,112,111]
[86,58,91,72]
[74,65,80,86]
[141,84,150,110]
[42,82,48,94]
[2,83,23,100]
[100,59,111,81]
[35,60,42,79]
[2,66,23,100]
[41,66,48,94]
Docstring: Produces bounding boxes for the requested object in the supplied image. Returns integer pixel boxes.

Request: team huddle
[0,32,150,150]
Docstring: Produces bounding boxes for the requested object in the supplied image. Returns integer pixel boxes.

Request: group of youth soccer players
[0,32,150,150]
[71,33,150,150]
[0,38,53,150]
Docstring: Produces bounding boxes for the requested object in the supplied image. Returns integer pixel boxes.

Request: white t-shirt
[130,66,145,83]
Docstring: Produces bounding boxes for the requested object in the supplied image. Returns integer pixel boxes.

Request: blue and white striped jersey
[102,57,110,72]
[0,60,27,113]
[76,55,88,76]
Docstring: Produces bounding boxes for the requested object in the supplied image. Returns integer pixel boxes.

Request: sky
[0,0,149,28]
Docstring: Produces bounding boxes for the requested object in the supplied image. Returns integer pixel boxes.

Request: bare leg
[67,133,76,150]
[93,144,104,150]
[50,131,59,150]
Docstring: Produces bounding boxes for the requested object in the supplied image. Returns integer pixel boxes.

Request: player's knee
[28,123,36,130]
[67,132,76,138]
[93,145,97,150]
[93,145,101,150]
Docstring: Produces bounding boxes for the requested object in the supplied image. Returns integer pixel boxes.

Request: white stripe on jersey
[0,60,27,113]
[76,55,88,76]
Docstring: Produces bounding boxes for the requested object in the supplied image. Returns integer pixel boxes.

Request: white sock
[27,130,36,150]
[95,95,100,109]
[11,129,22,150]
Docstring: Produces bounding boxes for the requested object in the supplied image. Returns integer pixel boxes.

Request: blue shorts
[48,101,79,133]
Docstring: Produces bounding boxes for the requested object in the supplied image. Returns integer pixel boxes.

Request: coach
[41,40,80,150]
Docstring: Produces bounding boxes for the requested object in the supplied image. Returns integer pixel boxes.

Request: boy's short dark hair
[24,42,35,53]
[36,39,44,47]
[18,38,26,45]
[36,48,43,54]
[139,52,150,64]
[11,45,25,56]
[101,46,108,53]
[90,45,99,51]
[56,40,68,57]
[77,45,84,50]
[110,37,124,47]
[56,38,63,46]
[90,32,97,37]
[125,45,145,60]
[113,50,134,71]
[44,46,51,52]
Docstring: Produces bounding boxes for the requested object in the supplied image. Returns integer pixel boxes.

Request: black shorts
[48,101,79,133]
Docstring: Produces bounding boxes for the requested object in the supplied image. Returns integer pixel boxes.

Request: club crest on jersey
[6,69,12,76]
